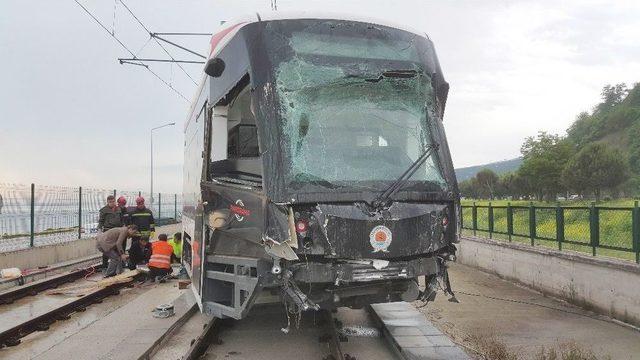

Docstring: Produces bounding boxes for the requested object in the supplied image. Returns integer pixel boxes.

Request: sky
[1,0,640,193]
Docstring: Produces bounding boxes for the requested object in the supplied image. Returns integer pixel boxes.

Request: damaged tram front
[181,15,460,320]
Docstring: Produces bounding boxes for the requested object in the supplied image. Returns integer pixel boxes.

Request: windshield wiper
[346,69,419,83]
[372,143,439,209]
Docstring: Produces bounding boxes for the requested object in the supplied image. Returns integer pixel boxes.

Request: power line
[73,0,188,101]
[118,57,204,64]
[152,32,212,36]
[118,0,199,85]
[151,34,206,59]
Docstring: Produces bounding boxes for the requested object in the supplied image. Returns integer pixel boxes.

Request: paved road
[420,262,640,359]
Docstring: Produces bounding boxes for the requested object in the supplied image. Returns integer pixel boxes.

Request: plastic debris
[1,268,21,279]
[152,303,175,318]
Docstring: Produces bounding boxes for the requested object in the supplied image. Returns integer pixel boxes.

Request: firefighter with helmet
[128,196,156,244]
[117,196,129,225]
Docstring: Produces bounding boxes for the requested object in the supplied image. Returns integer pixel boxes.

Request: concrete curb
[369,302,470,359]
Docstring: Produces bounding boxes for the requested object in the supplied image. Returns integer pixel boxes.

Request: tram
[181,12,460,319]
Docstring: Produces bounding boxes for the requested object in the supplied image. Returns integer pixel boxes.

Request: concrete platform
[1,277,194,360]
[422,262,640,360]
[370,302,470,359]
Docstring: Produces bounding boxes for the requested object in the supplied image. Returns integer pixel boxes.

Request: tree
[567,111,595,147]
[475,169,499,200]
[500,172,528,200]
[562,143,630,201]
[600,83,628,109]
[628,122,640,175]
[518,132,574,200]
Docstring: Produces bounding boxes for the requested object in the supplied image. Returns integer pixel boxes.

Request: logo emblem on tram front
[229,199,250,222]
[369,225,392,252]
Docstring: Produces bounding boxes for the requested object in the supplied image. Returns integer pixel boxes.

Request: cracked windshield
[273,24,447,192]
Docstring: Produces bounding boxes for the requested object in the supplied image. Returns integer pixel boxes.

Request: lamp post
[151,122,175,205]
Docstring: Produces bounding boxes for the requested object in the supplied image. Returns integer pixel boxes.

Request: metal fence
[461,202,640,264]
[0,183,183,253]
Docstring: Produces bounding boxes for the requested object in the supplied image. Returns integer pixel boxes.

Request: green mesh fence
[462,203,640,263]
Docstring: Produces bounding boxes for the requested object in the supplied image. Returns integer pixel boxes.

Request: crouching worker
[168,232,182,263]
[148,233,173,281]
[96,225,138,277]
[127,235,151,270]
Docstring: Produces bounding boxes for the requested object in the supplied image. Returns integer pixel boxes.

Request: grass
[460,199,639,262]
[465,333,610,360]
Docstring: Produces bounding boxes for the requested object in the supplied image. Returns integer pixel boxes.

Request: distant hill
[455,158,522,182]
[566,83,640,174]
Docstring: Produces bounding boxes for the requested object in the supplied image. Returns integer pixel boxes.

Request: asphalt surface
[420,262,640,360]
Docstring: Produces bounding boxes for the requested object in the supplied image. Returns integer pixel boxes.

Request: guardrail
[0,183,183,252]
[461,202,640,264]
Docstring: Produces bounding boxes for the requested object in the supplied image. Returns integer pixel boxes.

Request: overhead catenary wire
[118,57,204,64]
[73,0,188,101]
[118,0,200,85]
[152,32,213,36]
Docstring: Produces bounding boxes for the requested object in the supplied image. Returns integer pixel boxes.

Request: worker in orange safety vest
[148,233,173,281]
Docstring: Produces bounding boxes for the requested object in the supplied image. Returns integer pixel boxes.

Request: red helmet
[117,196,127,206]
[136,196,145,205]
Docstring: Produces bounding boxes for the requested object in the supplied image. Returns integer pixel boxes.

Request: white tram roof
[209,11,430,58]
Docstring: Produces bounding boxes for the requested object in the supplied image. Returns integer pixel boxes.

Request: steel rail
[182,317,221,360]
[320,310,355,360]
[0,263,101,305]
[0,273,142,348]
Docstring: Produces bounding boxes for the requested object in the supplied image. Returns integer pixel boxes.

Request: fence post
[158,192,162,219]
[488,202,494,239]
[113,189,116,198]
[507,202,513,242]
[139,191,141,197]
[589,202,599,256]
[174,193,178,220]
[529,202,536,246]
[78,186,82,239]
[30,183,35,247]
[556,205,564,251]
[472,202,477,237]
[633,201,639,264]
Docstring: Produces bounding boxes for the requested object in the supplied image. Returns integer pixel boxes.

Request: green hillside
[455,158,522,182]
[458,83,640,201]
[567,83,640,172]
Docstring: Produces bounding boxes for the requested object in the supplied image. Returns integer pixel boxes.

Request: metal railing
[0,183,183,252]
[461,202,640,264]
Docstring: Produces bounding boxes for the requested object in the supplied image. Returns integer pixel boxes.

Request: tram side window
[227,86,259,158]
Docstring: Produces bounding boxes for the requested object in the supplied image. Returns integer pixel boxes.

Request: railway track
[150,300,470,360]
[0,269,144,348]
[165,305,401,360]
[0,263,102,305]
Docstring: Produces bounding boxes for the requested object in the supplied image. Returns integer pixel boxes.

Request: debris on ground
[1,267,22,279]
[45,269,141,296]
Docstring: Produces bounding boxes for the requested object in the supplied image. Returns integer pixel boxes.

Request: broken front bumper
[288,256,440,284]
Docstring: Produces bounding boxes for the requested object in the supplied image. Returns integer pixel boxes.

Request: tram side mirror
[205,58,226,78]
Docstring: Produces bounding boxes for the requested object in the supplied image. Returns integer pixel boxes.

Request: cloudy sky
[1,0,639,193]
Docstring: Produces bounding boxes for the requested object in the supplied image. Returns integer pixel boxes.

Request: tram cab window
[226,86,259,158]
[210,81,263,182]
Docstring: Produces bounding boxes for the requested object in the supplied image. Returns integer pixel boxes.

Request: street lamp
[151,122,176,205]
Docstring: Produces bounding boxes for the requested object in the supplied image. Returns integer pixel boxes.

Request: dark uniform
[128,207,155,243]
[98,206,123,231]
[98,206,123,268]
[127,240,151,270]
[119,206,130,225]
